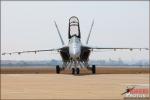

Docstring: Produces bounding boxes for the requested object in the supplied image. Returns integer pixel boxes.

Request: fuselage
[69,36,81,60]
[68,16,81,60]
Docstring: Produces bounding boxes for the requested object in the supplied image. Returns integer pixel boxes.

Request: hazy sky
[1,1,149,61]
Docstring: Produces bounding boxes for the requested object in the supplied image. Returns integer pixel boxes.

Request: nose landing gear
[72,68,80,75]
[72,68,75,74]
[55,62,96,75]
[76,68,80,74]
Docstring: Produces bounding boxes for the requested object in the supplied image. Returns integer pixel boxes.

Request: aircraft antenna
[54,21,65,45]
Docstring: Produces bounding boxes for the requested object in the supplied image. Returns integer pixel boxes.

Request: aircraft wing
[82,45,149,51]
[2,46,68,55]
[84,20,149,51]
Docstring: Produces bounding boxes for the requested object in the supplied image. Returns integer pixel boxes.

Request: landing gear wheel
[76,68,80,75]
[56,65,60,74]
[92,65,96,74]
[72,68,75,74]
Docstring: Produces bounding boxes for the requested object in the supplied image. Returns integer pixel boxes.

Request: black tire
[76,68,80,75]
[92,65,96,74]
[56,65,60,74]
[72,68,75,74]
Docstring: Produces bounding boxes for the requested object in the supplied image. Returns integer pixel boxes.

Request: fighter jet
[2,16,149,74]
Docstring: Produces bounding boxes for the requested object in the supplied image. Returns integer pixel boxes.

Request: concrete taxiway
[1,73,149,99]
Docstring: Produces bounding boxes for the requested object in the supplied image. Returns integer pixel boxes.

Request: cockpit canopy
[68,16,81,39]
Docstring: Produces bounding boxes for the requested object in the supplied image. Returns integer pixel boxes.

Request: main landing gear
[56,65,60,74]
[87,65,96,74]
[92,65,96,74]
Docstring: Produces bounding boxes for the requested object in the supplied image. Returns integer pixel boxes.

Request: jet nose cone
[70,48,80,59]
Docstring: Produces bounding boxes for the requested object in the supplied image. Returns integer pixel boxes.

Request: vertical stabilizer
[54,21,65,45]
[86,20,94,44]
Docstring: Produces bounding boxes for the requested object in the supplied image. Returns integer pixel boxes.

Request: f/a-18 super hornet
[2,16,149,74]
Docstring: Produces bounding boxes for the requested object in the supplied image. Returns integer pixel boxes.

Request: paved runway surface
[1,74,149,99]
[1,67,149,74]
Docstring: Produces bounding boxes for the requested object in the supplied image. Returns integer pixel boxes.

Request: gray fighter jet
[2,16,149,74]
